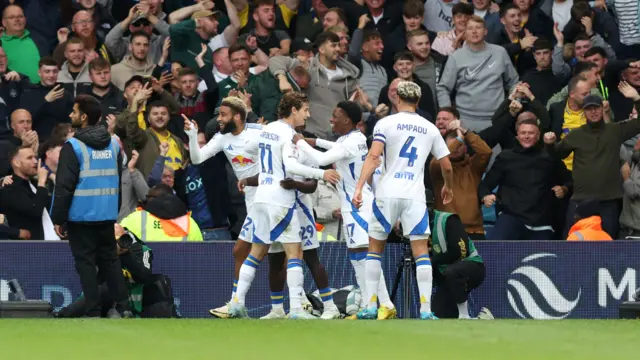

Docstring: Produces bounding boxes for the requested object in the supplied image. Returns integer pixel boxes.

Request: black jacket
[522,8,554,44]
[0,175,51,240]
[0,70,30,132]
[381,24,437,77]
[377,76,436,119]
[51,126,123,225]
[548,100,568,138]
[20,83,74,141]
[563,9,620,53]
[521,68,564,106]
[489,97,552,150]
[478,144,572,227]
[487,26,536,75]
[361,2,403,41]
[0,223,20,240]
[78,83,127,117]
[0,132,21,177]
[174,155,231,229]
[601,60,637,122]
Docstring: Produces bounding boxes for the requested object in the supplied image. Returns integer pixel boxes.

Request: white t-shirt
[186,123,262,206]
[251,121,325,207]
[372,112,449,202]
[423,0,459,33]
[373,11,384,24]
[297,130,374,212]
[552,0,573,31]
[322,65,344,82]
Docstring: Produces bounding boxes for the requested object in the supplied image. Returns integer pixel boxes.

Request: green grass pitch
[2,319,638,359]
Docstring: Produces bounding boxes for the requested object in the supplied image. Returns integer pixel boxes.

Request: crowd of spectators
[0,0,639,242]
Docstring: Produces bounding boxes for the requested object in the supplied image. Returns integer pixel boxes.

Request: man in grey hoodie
[111,32,157,90]
[268,31,360,139]
[105,5,170,64]
[437,15,519,131]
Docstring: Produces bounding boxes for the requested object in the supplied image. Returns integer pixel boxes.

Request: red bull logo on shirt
[231,156,255,166]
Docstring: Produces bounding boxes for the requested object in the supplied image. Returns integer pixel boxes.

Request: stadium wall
[0,242,637,319]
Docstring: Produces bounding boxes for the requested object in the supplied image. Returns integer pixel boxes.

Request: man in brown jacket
[431,115,492,240]
[122,83,186,177]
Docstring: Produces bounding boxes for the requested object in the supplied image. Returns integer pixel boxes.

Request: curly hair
[277,92,308,119]
[221,96,248,121]
[397,81,422,105]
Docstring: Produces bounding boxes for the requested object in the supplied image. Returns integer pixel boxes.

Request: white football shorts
[270,199,318,253]
[252,202,300,245]
[342,206,371,249]
[369,198,431,241]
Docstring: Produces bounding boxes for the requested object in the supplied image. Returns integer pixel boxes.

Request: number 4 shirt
[372,112,449,203]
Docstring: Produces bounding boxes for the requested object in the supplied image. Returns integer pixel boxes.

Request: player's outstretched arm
[280,178,318,194]
[296,139,349,166]
[182,114,223,165]
[283,142,327,180]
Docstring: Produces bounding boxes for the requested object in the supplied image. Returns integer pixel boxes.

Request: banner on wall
[0,242,638,318]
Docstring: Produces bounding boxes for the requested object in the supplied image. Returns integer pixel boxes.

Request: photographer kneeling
[428,200,492,319]
[57,225,178,318]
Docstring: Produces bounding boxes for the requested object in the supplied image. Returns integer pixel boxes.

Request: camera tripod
[389,240,415,319]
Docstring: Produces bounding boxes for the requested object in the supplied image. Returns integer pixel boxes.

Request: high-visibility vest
[66,137,120,222]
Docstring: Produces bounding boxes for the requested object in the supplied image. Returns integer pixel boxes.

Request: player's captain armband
[373,133,386,143]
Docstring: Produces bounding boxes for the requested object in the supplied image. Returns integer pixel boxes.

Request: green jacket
[250,71,301,122]
[430,210,483,274]
[1,30,41,83]
[169,19,214,70]
[216,72,261,107]
[547,102,640,201]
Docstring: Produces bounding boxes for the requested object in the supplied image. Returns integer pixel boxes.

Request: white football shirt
[186,123,262,206]
[252,121,325,208]
[372,111,449,203]
[297,130,373,212]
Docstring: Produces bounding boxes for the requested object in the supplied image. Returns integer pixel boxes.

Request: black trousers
[67,222,129,315]
[432,261,485,319]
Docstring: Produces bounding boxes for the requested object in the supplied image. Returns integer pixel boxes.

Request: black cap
[291,39,314,53]
[124,75,146,89]
[582,95,603,109]
[132,17,151,27]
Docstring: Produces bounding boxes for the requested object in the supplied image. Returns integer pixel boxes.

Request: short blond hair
[327,25,349,34]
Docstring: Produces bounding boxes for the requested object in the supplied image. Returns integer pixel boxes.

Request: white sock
[287,259,304,312]
[235,255,261,306]
[270,291,284,311]
[458,301,471,319]
[230,279,238,303]
[415,255,433,314]
[349,253,367,294]
[365,252,383,310]
[319,287,336,309]
[377,271,394,309]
